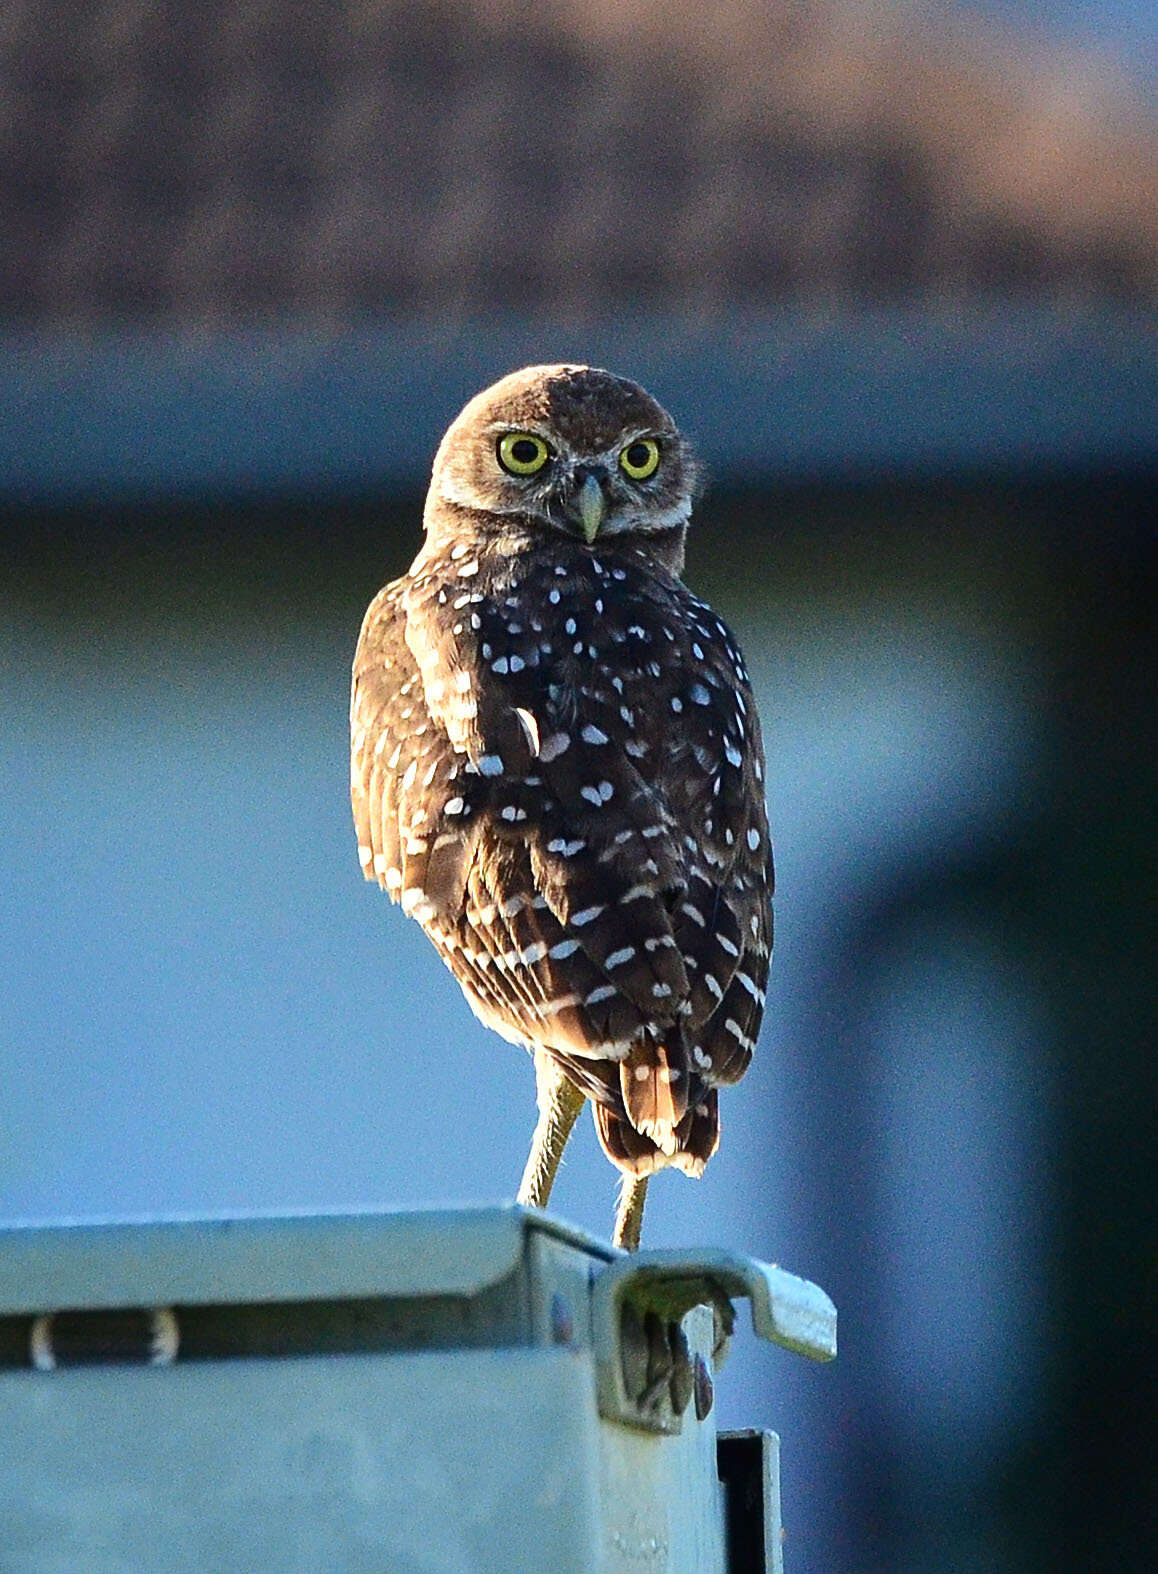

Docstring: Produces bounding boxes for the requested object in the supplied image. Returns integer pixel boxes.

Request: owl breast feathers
[351,365,772,1180]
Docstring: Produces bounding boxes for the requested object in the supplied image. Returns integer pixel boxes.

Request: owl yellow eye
[497,431,550,476]
[619,438,660,480]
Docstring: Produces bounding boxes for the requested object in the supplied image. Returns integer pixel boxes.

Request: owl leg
[517,1050,586,1210]
[613,1174,649,1252]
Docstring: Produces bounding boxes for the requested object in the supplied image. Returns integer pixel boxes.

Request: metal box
[0,1206,834,1571]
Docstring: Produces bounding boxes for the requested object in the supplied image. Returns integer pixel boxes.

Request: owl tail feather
[597,1045,714,1171]
[619,1041,687,1155]
[592,1090,719,1178]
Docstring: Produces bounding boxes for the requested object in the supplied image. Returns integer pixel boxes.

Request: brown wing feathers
[351,541,771,1176]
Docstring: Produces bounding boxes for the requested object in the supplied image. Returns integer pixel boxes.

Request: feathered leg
[517,1050,586,1209]
[613,1173,649,1252]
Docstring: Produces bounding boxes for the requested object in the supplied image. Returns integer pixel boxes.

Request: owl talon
[635,1310,676,1408]
[667,1320,694,1415]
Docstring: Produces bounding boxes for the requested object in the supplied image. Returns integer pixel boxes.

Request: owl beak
[575,472,606,542]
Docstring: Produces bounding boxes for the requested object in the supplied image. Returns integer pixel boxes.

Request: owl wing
[397,557,693,1020]
[351,577,485,920]
[352,564,690,1086]
[650,586,773,1089]
[353,550,771,1162]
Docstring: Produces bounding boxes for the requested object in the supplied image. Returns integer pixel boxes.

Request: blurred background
[1,1,1154,1568]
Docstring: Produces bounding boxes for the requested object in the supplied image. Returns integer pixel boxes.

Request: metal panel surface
[0,1347,602,1573]
[599,1307,727,1572]
[0,1207,830,1570]
[0,1205,606,1316]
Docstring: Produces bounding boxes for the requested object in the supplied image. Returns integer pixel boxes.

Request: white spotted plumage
[351,364,773,1216]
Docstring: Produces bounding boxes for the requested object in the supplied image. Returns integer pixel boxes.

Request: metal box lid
[0,1203,609,1315]
[1,1204,834,1437]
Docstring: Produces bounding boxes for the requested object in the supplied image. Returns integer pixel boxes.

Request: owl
[351,366,772,1249]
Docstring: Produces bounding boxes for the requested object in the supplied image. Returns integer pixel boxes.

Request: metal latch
[592,1247,836,1434]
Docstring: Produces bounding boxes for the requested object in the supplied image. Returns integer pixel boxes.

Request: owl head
[425,365,701,556]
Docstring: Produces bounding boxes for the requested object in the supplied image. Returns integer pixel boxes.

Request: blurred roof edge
[3,307,1154,505]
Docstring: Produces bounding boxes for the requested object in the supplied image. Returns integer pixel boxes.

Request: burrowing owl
[351,366,771,1249]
